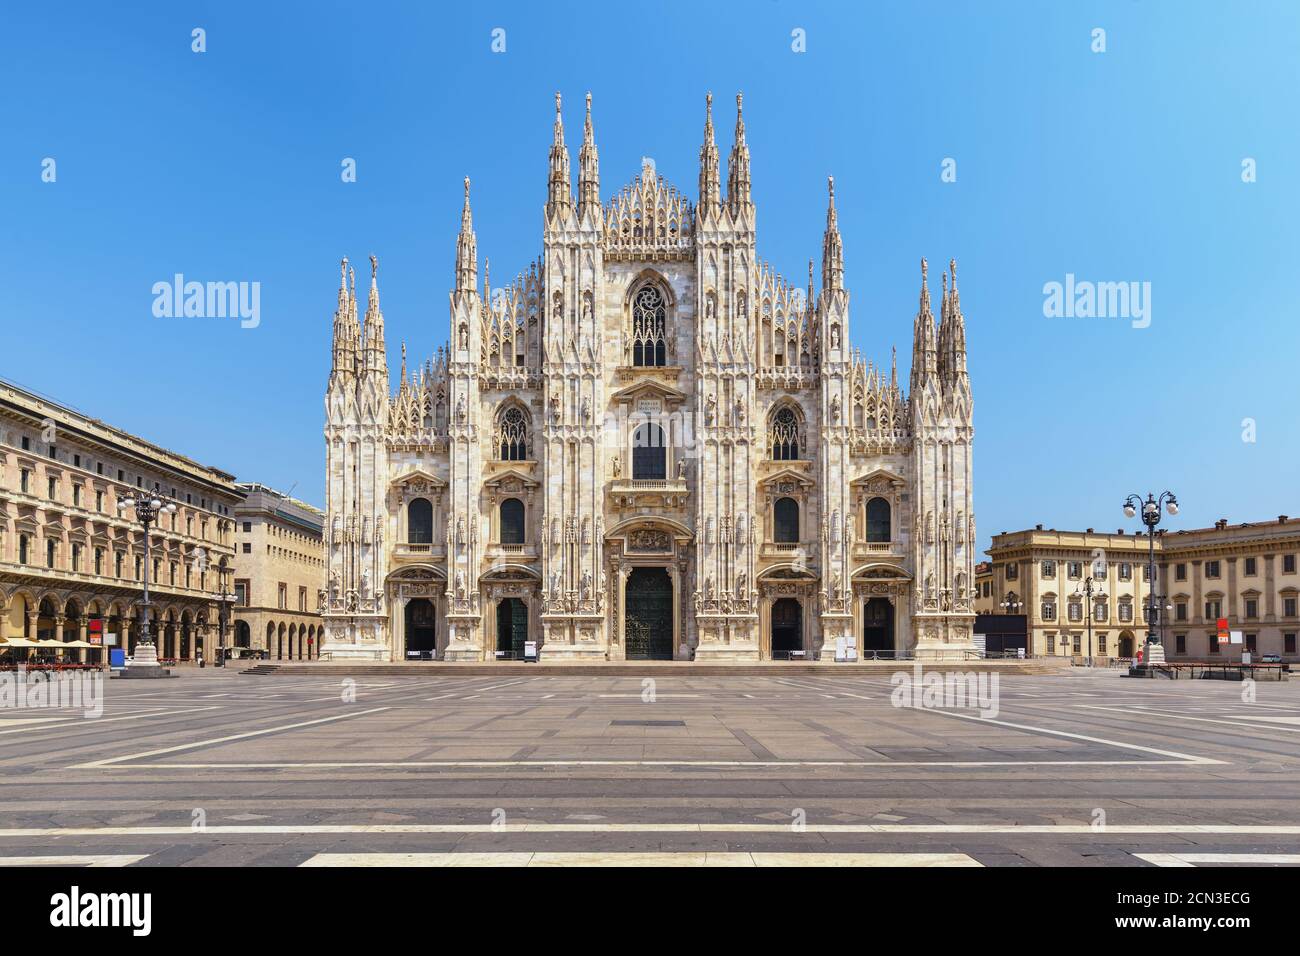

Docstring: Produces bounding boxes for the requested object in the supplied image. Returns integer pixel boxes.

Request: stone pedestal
[117,642,174,679]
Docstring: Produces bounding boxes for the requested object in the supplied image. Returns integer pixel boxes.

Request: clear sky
[2,1,1296,551]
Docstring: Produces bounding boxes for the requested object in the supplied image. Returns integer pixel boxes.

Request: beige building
[0,379,240,663]
[231,483,325,660]
[974,560,994,615]
[985,526,1155,660]
[1160,516,1300,661]
[322,92,980,663]
[985,515,1300,662]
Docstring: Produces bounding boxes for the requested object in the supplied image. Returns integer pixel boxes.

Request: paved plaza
[1,667,1299,866]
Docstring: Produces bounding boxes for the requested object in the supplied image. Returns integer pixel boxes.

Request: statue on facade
[580,570,592,600]
[705,394,716,424]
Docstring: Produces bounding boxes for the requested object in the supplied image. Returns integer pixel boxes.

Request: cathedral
[321,92,977,663]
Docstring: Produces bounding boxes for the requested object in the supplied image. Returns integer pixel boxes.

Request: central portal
[405,598,437,657]
[496,597,528,659]
[863,597,894,655]
[624,567,673,660]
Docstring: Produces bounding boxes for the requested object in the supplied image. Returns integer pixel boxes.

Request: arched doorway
[771,598,803,658]
[863,597,894,654]
[404,599,437,658]
[1119,632,1135,658]
[495,598,528,659]
[625,567,673,660]
[234,621,251,649]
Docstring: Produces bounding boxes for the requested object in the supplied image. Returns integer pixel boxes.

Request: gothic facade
[322,93,977,663]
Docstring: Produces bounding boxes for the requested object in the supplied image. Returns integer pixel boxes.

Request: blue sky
[2,1,1296,550]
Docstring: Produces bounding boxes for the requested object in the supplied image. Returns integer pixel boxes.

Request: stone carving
[628,529,671,552]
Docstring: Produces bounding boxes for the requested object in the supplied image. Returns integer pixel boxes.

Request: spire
[362,254,385,377]
[546,91,573,221]
[698,92,721,215]
[946,258,968,385]
[330,256,356,384]
[910,257,937,394]
[578,91,601,223]
[483,257,491,307]
[399,341,408,393]
[821,176,844,291]
[726,92,751,213]
[348,262,360,353]
[806,258,815,318]
[937,269,951,382]
[454,176,478,294]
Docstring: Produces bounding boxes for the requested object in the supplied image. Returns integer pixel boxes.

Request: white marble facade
[321,93,977,663]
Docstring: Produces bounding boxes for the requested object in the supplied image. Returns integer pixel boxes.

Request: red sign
[1217,617,1230,639]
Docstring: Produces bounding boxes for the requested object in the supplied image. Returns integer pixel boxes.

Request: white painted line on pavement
[1079,705,1300,733]
[67,707,392,768]
[3,823,1300,838]
[57,756,1205,771]
[925,707,1226,765]
[299,851,982,867]
[0,854,147,866]
[1135,852,1300,867]
[0,707,219,738]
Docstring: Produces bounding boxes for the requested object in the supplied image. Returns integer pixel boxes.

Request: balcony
[852,540,905,559]
[608,476,689,511]
[393,542,444,561]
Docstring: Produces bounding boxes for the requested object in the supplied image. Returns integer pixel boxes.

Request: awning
[61,640,99,649]
[0,639,38,648]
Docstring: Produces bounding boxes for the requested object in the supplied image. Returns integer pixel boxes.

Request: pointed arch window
[631,284,667,367]
[496,405,530,461]
[770,405,803,460]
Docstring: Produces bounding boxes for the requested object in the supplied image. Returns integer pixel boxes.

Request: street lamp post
[1073,575,1106,668]
[215,557,235,667]
[1123,491,1179,670]
[999,591,1025,659]
[117,494,178,677]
